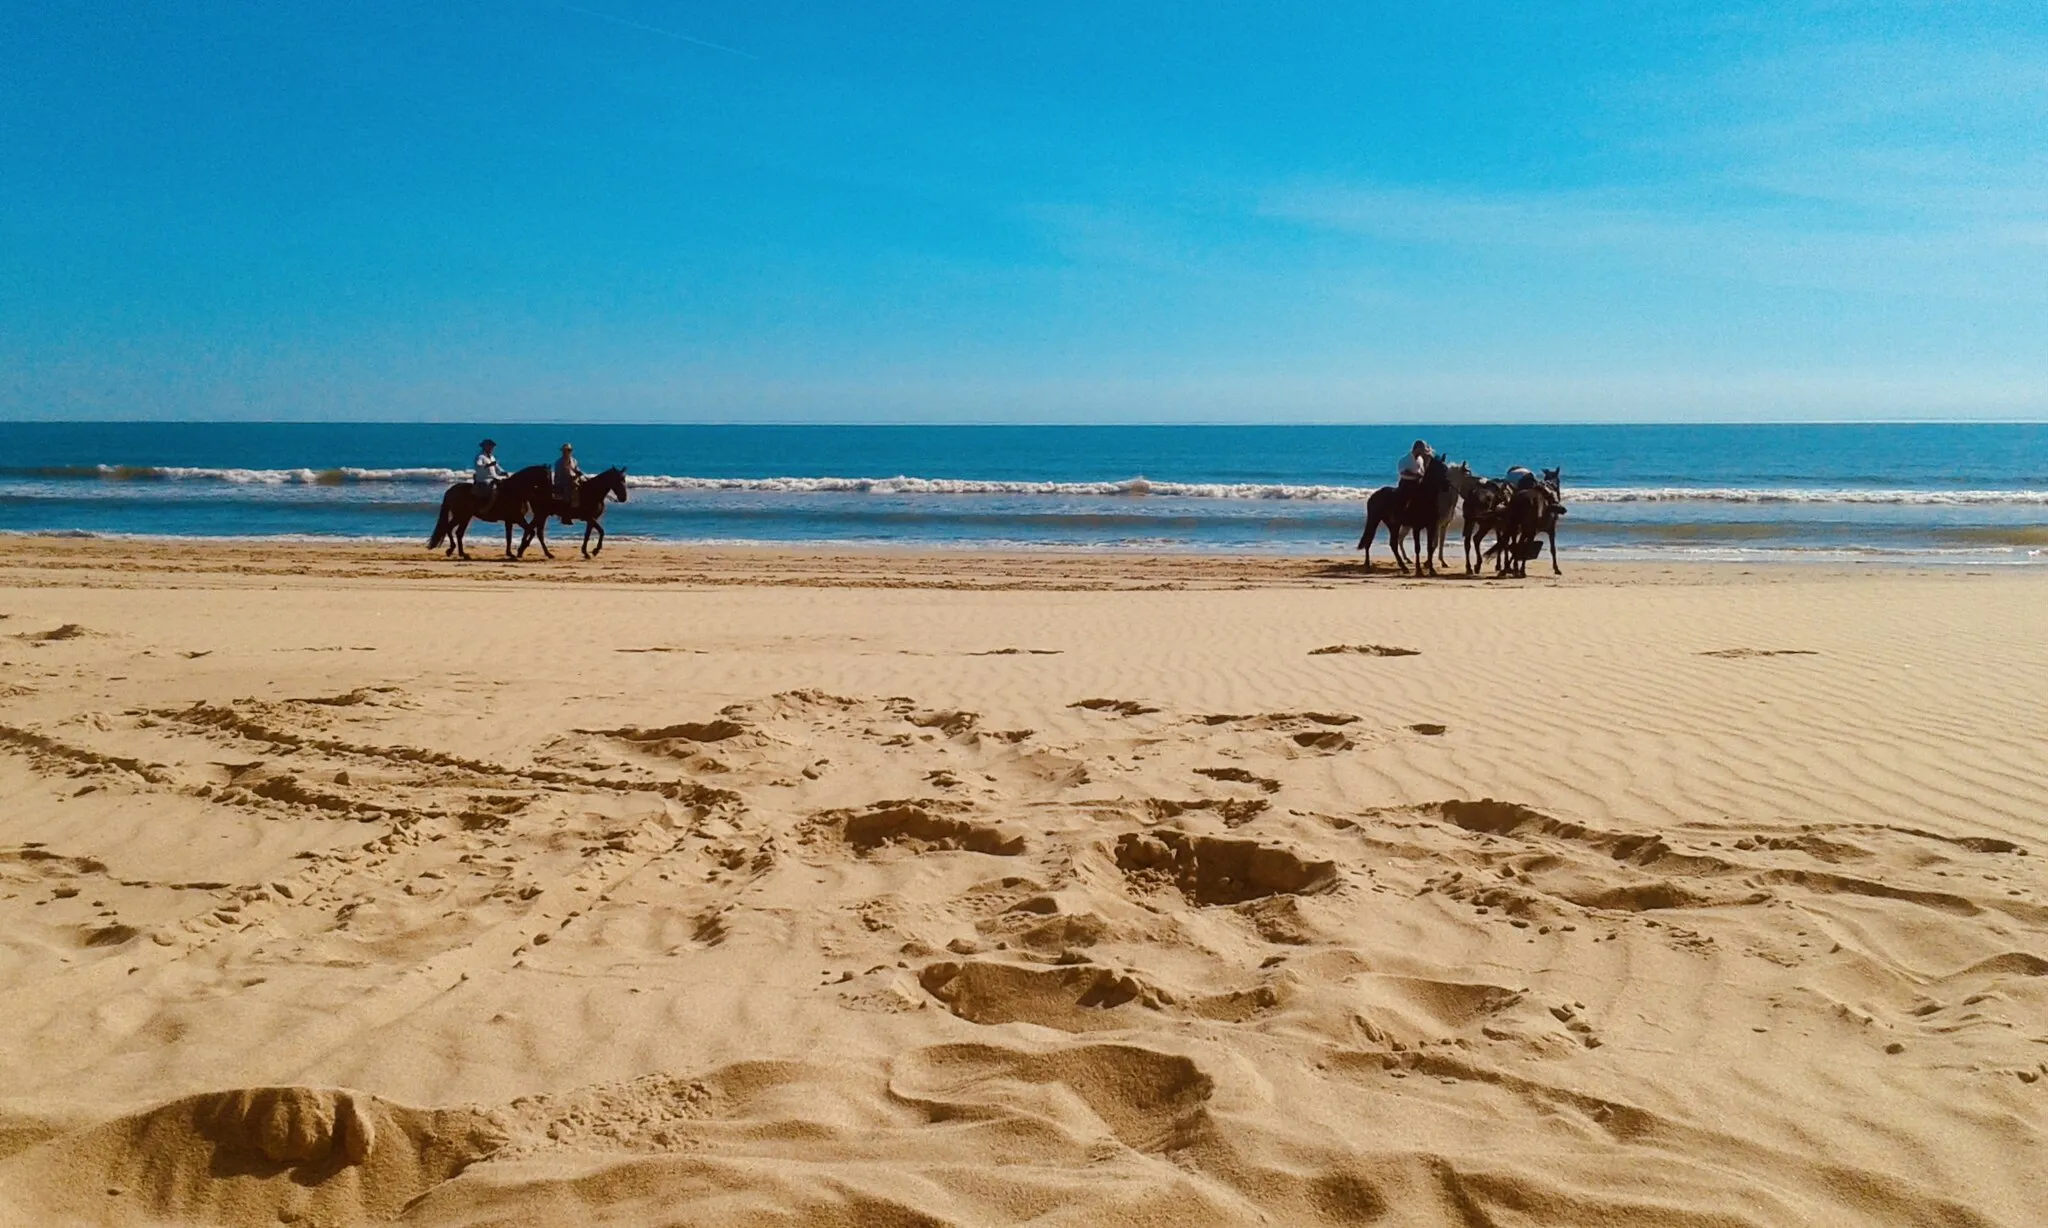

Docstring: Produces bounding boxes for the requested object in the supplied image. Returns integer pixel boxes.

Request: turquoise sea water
[2,422,2045,562]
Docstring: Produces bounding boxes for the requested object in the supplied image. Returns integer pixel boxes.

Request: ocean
[3,422,2046,563]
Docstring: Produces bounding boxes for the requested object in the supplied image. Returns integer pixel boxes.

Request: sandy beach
[1,536,2044,1226]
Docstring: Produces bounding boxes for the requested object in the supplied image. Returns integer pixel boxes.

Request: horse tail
[429,491,454,550]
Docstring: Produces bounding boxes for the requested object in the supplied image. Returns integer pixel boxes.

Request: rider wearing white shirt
[1398,440,1433,485]
[473,439,508,515]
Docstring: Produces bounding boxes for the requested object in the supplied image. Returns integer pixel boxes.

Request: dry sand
[1,536,2044,1226]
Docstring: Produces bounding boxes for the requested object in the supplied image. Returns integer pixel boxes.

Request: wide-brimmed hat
[560,443,574,452]
[479,438,496,449]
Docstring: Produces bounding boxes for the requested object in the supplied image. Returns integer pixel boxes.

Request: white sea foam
[19,466,2048,505]
[603,475,2048,505]
[1563,486,2048,506]
[87,465,466,485]
[615,474,1377,499]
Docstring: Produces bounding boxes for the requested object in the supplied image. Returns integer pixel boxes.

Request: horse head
[601,466,629,503]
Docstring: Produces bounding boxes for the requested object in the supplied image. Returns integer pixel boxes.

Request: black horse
[525,466,629,559]
[1357,453,1451,576]
[428,465,552,560]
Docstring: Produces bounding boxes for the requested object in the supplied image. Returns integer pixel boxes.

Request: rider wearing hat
[473,439,507,517]
[553,443,583,526]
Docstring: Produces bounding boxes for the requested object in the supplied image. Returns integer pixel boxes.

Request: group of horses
[424,453,1560,573]
[428,464,629,560]
[1358,455,1565,578]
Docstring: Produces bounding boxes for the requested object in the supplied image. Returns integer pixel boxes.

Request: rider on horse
[1398,439,1436,514]
[472,439,508,518]
[553,443,582,526]
[1398,440,1434,488]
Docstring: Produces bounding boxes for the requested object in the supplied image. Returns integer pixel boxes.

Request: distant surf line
[9,466,2048,506]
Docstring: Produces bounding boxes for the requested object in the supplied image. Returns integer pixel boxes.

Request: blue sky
[3,2,2045,422]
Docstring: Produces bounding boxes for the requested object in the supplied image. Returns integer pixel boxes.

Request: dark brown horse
[428,465,551,560]
[1356,453,1452,575]
[524,466,629,559]
[1460,478,1512,575]
[1490,468,1566,577]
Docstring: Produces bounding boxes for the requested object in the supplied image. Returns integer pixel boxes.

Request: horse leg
[1548,523,1562,575]
[514,508,545,559]
[452,518,469,561]
[1357,511,1379,573]
[589,520,604,557]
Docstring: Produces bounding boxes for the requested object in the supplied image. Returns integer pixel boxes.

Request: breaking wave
[5,465,466,485]
[13,466,2048,506]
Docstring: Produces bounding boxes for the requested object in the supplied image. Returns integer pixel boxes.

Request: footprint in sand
[1115,829,1339,905]
[16,623,91,643]
[1194,766,1281,794]
[1292,731,1352,751]
[1070,698,1160,717]
[1697,648,1819,659]
[918,960,1159,1031]
[1145,797,1270,827]
[832,801,1027,857]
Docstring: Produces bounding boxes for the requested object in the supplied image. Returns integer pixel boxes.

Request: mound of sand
[0,1086,504,1226]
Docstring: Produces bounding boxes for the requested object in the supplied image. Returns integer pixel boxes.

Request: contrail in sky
[552,2,758,59]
